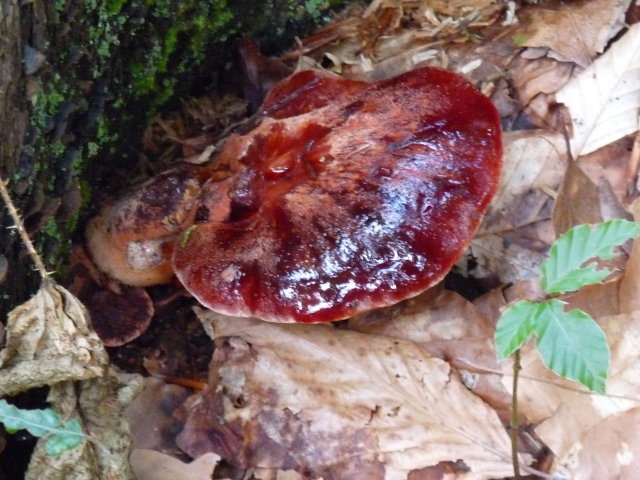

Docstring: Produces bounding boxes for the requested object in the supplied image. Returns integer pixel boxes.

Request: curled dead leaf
[518,0,630,67]
[0,280,108,396]
[130,449,221,480]
[470,130,566,283]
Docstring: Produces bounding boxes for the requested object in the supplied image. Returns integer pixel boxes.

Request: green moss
[129,0,237,107]
[70,149,84,174]
[50,141,66,157]
[87,142,100,158]
[41,216,59,238]
[304,0,328,22]
[513,33,528,47]
[107,0,128,14]
[64,212,80,238]
[79,179,92,206]
[30,78,68,133]
[96,117,118,145]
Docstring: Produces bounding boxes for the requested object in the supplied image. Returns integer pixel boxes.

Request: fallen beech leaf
[0,280,108,395]
[253,468,305,480]
[125,378,192,452]
[348,289,512,420]
[577,136,637,209]
[509,54,574,114]
[556,22,640,157]
[481,131,566,234]
[178,310,521,479]
[620,198,640,312]
[555,406,640,479]
[130,449,221,480]
[519,0,630,67]
[471,130,565,282]
[552,159,603,235]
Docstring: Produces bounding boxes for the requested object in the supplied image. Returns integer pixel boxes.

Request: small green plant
[0,400,84,456]
[495,219,640,477]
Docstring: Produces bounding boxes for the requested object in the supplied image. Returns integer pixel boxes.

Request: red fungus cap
[173,67,502,323]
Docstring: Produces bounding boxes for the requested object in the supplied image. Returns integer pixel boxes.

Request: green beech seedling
[496,219,640,393]
[495,219,640,478]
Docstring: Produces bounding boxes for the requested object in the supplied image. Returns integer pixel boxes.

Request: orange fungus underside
[173,67,502,323]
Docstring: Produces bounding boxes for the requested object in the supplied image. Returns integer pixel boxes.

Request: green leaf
[0,400,85,456]
[533,300,609,393]
[495,301,539,360]
[44,418,84,457]
[541,219,640,294]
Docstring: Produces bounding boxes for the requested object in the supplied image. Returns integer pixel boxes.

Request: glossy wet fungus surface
[173,67,502,323]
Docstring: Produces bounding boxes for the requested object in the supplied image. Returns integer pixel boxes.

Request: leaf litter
[0,170,142,478]
[6,0,640,479]
[178,309,522,479]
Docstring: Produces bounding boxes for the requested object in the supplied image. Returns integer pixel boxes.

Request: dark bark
[0,0,31,318]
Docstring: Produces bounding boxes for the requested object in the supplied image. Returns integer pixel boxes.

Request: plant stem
[0,176,49,280]
[510,348,522,479]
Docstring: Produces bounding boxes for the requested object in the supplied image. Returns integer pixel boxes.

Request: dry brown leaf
[556,406,640,479]
[552,159,603,235]
[519,0,630,67]
[509,54,574,126]
[577,135,637,215]
[348,289,512,420]
[178,310,521,479]
[0,280,108,396]
[130,449,221,480]
[556,22,640,157]
[125,378,192,452]
[253,469,305,480]
[510,55,574,108]
[294,0,510,83]
[619,198,640,312]
[470,130,566,283]
[559,279,621,321]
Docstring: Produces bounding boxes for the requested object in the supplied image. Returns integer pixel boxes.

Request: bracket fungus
[87,67,502,324]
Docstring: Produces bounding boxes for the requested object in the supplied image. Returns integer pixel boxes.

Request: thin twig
[511,348,522,479]
[456,359,640,402]
[0,175,49,280]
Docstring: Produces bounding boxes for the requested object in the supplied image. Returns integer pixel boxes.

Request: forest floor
[3,1,640,479]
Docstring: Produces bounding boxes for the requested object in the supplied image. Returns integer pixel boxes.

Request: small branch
[510,348,522,479]
[0,175,50,280]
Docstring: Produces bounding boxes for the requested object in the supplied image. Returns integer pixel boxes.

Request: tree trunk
[0,0,31,318]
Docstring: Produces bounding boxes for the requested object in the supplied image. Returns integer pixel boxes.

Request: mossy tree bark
[0,0,30,319]
[0,0,350,320]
